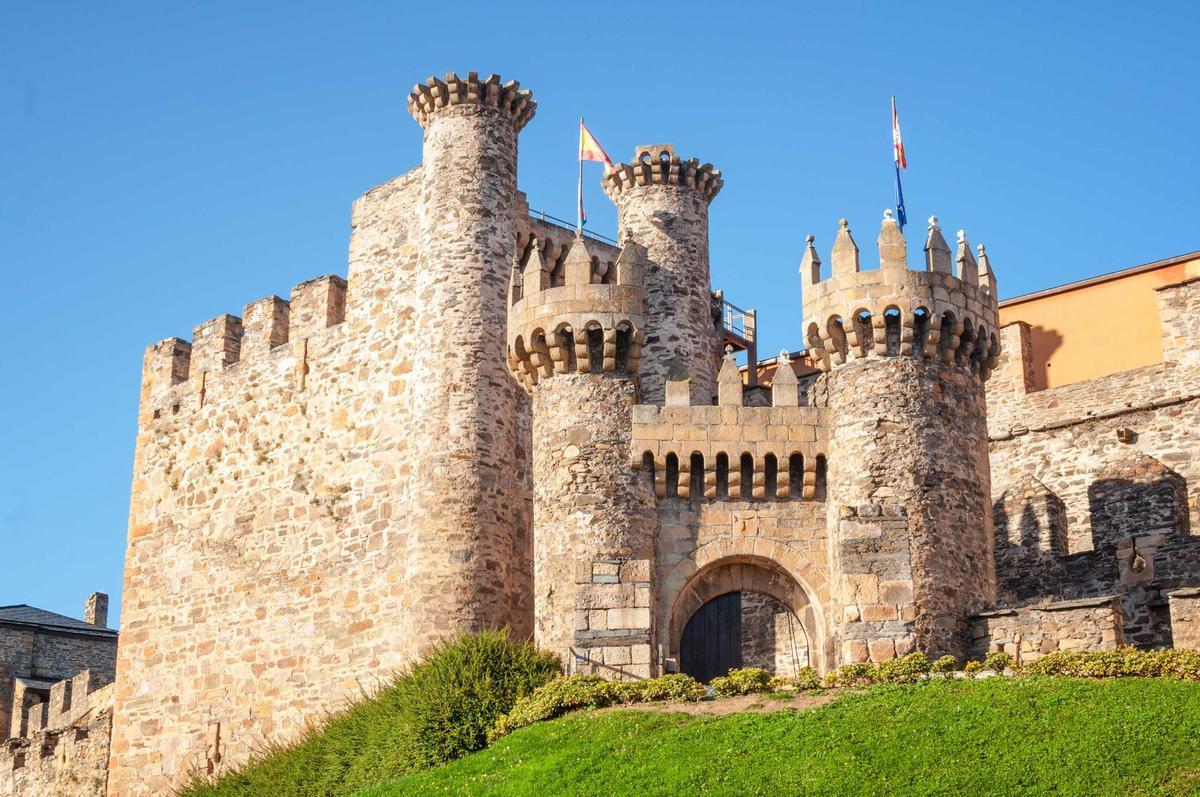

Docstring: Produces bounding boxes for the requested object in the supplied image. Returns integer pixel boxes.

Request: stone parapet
[407,72,535,131]
[508,236,645,388]
[802,214,999,378]
[630,369,829,500]
[601,144,722,203]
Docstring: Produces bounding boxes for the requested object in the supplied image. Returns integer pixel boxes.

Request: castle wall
[740,592,809,674]
[819,359,994,661]
[969,596,1124,664]
[1,674,114,797]
[986,279,1200,648]
[530,373,655,671]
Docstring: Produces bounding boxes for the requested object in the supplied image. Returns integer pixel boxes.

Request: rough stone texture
[109,73,537,797]
[0,604,116,742]
[969,597,1124,664]
[79,67,1200,796]
[608,145,722,405]
[740,592,809,675]
[529,373,655,677]
[0,682,113,797]
[986,278,1200,650]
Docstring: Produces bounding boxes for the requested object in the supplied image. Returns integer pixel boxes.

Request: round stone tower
[508,233,657,677]
[802,212,1001,662]
[405,72,537,648]
[602,145,723,405]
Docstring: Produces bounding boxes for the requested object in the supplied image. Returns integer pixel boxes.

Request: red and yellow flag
[579,119,613,169]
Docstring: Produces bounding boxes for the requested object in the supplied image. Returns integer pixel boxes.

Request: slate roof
[0,604,118,637]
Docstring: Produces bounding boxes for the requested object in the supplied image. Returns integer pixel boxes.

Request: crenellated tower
[802,211,1001,662]
[603,145,724,405]
[404,72,538,645]
[508,233,658,677]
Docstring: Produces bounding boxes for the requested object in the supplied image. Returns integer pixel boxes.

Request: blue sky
[2,1,1196,624]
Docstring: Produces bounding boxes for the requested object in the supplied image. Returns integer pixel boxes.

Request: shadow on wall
[1028,324,1064,391]
[993,456,1199,648]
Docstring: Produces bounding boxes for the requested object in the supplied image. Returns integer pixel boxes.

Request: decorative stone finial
[724,344,735,359]
[956,229,967,244]
[924,216,951,274]
[878,208,907,270]
[778,348,789,361]
[831,219,860,276]
[955,229,978,287]
[800,234,822,284]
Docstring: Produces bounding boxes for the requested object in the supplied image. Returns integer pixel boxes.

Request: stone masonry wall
[530,373,656,677]
[1,627,116,742]
[608,145,722,405]
[987,278,1200,649]
[819,358,994,662]
[740,591,809,675]
[1,677,114,797]
[111,73,541,796]
[969,596,1124,664]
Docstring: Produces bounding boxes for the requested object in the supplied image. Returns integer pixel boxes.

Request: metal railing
[528,209,619,246]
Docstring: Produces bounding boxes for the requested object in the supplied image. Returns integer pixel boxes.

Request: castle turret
[803,211,1000,662]
[603,145,723,405]
[405,72,537,646]
[508,233,657,677]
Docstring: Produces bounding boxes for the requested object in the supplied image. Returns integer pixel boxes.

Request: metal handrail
[529,209,619,246]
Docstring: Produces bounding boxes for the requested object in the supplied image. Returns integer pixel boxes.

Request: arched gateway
[669,556,824,682]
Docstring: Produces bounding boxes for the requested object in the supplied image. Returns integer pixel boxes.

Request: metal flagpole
[577,118,584,234]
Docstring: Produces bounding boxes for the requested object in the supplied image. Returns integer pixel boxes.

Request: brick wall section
[1167,589,1200,649]
[969,596,1124,664]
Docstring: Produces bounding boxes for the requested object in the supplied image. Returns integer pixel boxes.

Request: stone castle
[4,70,1199,795]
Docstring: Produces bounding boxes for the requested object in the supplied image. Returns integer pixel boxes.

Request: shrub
[615,673,707,703]
[931,655,959,674]
[769,667,823,691]
[983,651,1014,672]
[963,660,983,676]
[179,630,558,796]
[1024,648,1200,680]
[392,630,561,769]
[491,673,706,741]
[490,675,617,741]
[877,652,931,684]
[711,667,773,697]
[836,662,879,686]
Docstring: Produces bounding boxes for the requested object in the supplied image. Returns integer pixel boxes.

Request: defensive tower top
[507,234,646,391]
[802,212,1000,378]
[407,71,536,130]
[602,144,723,202]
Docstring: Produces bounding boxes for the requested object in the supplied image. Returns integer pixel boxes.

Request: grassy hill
[358,677,1200,797]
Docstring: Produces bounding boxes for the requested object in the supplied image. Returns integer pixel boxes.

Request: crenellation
[241,295,290,356]
[67,64,1198,797]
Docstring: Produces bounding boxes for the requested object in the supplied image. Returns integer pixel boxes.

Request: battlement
[631,354,829,500]
[602,144,723,203]
[13,670,113,741]
[140,273,348,416]
[801,213,1000,378]
[407,72,536,131]
[508,235,646,389]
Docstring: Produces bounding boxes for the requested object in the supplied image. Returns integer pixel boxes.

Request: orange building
[999,251,1200,389]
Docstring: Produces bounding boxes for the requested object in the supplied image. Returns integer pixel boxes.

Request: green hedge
[490,673,705,741]
[1024,648,1200,680]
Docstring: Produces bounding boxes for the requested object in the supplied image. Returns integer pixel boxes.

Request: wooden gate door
[680,591,742,683]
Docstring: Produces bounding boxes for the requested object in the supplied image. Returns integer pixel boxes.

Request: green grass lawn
[358,677,1200,797]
